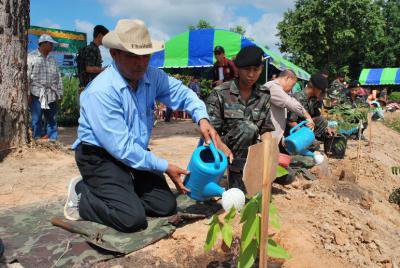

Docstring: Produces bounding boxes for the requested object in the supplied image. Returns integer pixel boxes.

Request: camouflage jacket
[206,80,275,142]
[82,42,102,85]
[341,93,368,108]
[288,90,322,123]
[327,79,345,99]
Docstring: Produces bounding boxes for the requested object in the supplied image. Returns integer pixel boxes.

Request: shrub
[58,76,80,126]
[388,92,400,102]
[385,118,400,133]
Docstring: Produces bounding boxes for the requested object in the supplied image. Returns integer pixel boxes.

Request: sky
[31,0,296,64]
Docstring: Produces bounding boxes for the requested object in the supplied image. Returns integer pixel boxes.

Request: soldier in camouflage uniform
[288,73,330,141]
[341,81,368,107]
[327,73,346,102]
[206,46,275,191]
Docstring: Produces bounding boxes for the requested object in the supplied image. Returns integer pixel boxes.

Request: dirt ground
[1,114,399,267]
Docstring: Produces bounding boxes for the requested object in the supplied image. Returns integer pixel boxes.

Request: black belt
[80,142,110,156]
[79,142,151,156]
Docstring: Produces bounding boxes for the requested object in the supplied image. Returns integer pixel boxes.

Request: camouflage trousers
[222,120,260,192]
[313,116,328,141]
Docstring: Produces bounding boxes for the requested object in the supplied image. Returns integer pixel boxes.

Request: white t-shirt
[218,67,224,81]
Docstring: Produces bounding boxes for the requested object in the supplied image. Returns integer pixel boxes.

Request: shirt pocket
[251,108,267,127]
[224,105,244,120]
[223,108,244,133]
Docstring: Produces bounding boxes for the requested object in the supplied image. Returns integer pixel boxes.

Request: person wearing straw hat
[64,19,232,232]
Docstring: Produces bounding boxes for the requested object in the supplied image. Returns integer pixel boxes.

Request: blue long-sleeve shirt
[72,62,209,172]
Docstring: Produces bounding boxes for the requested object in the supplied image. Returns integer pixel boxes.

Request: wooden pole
[368,113,372,153]
[259,134,279,268]
[355,121,363,182]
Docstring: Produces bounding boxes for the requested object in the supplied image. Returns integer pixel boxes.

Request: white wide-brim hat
[102,19,164,55]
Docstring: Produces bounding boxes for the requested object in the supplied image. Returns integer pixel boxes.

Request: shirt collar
[230,80,240,95]
[34,49,46,59]
[110,61,151,91]
[230,80,261,97]
[90,41,98,48]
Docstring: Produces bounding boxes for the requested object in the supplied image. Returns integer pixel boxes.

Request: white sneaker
[64,176,83,221]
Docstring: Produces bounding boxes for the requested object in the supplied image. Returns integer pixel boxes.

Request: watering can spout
[300,149,315,157]
[203,182,225,198]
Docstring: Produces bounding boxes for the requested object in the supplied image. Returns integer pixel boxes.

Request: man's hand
[305,118,315,131]
[216,80,223,86]
[166,163,191,194]
[326,127,336,136]
[213,80,223,87]
[199,119,234,163]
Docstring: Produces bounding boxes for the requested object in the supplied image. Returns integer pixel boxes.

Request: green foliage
[222,207,237,247]
[230,25,247,36]
[204,214,222,252]
[328,104,369,129]
[277,0,391,79]
[389,187,400,205]
[58,76,80,126]
[376,0,400,67]
[268,238,291,259]
[170,74,213,100]
[392,166,400,175]
[276,166,289,178]
[188,19,214,31]
[238,239,258,268]
[385,118,400,133]
[388,92,400,102]
[204,194,290,267]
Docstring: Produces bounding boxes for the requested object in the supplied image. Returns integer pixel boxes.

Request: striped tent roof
[359,68,400,85]
[149,28,310,81]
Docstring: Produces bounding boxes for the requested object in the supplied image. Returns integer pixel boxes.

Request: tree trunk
[0,0,30,158]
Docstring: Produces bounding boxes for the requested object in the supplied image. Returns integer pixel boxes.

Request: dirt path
[0,117,399,267]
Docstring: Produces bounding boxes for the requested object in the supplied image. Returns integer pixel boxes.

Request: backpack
[76,46,87,87]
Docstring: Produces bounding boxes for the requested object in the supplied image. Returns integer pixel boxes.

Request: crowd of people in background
[27,28,399,146]
[23,18,400,233]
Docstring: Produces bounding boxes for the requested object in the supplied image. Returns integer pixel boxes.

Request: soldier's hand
[166,164,191,194]
[306,118,315,131]
[199,119,233,163]
[326,127,335,136]
[213,134,234,164]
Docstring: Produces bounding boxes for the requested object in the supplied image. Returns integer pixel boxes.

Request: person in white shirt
[264,70,314,140]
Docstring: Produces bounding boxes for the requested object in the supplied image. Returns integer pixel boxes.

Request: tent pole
[265,58,269,82]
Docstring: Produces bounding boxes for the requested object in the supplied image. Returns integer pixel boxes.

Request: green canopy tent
[359,68,400,85]
[149,29,310,81]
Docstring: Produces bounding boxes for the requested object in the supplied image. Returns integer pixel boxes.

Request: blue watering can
[285,121,315,157]
[184,139,228,201]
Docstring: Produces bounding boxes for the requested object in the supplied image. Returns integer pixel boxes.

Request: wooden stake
[259,134,279,268]
[355,121,363,182]
[368,113,372,153]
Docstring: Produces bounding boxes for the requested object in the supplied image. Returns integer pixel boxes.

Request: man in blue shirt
[64,19,232,232]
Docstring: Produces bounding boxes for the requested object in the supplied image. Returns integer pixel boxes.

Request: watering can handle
[198,139,221,169]
[289,120,308,135]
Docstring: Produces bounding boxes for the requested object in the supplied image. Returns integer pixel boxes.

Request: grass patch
[385,117,400,133]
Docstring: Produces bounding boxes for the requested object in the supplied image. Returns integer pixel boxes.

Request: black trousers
[75,143,177,233]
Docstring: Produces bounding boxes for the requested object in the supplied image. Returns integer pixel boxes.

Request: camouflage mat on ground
[0,195,221,267]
